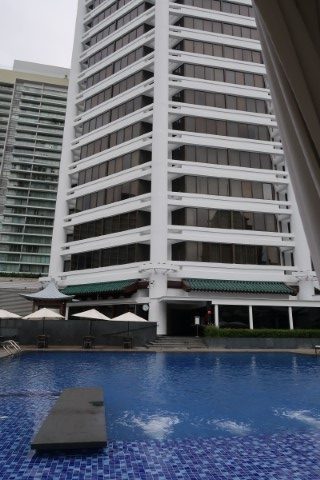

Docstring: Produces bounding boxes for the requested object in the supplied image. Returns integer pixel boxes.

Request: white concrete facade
[48,0,320,333]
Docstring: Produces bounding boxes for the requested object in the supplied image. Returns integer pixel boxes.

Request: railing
[1,340,22,355]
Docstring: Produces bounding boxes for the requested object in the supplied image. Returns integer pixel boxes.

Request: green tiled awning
[61,279,138,296]
[183,279,296,295]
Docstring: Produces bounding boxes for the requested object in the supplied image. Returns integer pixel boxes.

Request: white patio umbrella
[72,309,110,335]
[23,308,64,335]
[0,310,21,336]
[111,312,148,334]
[0,309,21,319]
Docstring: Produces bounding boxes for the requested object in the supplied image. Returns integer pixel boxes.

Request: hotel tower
[49,0,320,334]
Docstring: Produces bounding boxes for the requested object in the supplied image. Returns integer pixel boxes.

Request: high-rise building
[49,0,320,334]
[0,61,69,277]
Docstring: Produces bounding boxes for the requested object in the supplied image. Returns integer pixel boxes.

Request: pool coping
[16,345,318,355]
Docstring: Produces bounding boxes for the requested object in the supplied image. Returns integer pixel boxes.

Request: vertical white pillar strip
[288,306,294,330]
[288,184,314,300]
[214,304,219,328]
[249,306,254,330]
[148,0,169,334]
[49,0,86,280]
[150,0,169,265]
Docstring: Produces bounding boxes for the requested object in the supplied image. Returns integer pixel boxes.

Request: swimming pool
[1,352,320,479]
[1,352,320,441]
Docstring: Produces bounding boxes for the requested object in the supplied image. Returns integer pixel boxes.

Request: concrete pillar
[148,0,169,336]
[288,306,294,330]
[150,0,169,268]
[249,306,254,330]
[214,304,219,328]
[288,185,314,300]
[149,272,167,335]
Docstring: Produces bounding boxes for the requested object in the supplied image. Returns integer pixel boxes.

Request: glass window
[252,182,263,199]
[186,208,197,226]
[223,24,233,36]
[230,180,242,197]
[209,209,218,227]
[268,246,280,265]
[218,210,231,229]
[208,177,219,195]
[233,211,244,229]
[240,151,251,168]
[263,183,274,200]
[229,150,240,167]
[198,208,208,227]
[215,93,225,108]
[216,121,227,136]
[219,178,229,196]
[207,148,218,164]
[186,176,197,193]
[237,97,247,111]
[226,95,237,110]
[265,214,277,232]
[204,43,213,56]
[244,73,254,87]
[197,176,208,194]
[186,241,198,261]
[242,181,253,198]
[217,149,228,165]
[254,74,265,88]
[235,71,245,85]
[253,213,265,231]
[96,189,105,207]
[227,122,238,137]
[221,244,233,263]
[99,162,107,178]
[214,68,224,82]
[224,46,234,59]
[260,154,272,169]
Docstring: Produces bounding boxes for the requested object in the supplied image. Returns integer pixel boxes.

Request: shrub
[0,272,45,279]
[204,326,320,338]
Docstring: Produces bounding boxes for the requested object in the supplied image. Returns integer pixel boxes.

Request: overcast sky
[0,0,78,69]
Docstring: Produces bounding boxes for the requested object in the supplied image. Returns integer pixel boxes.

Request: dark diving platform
[31,388,107,451]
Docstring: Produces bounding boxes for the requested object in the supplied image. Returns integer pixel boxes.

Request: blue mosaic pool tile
[1,398,320,479]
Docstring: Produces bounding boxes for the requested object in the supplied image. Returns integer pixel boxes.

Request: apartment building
[0,61,68,276]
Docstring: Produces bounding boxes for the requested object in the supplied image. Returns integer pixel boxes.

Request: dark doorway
[167,303,207,336]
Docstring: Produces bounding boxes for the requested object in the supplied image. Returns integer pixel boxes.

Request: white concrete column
[149,272,167,334]
[249,306,254,330]
[149,0,169,334]
[214,304,219,328]
[288,306,294,330]
[49,0,86,279]
[288,184,314,300]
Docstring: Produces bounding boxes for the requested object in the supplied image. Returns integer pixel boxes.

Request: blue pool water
[1,352,320,479]
[1,352,320,441]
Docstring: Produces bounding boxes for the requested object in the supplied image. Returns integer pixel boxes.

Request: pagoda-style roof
[182,279,296,295]
[20,281,74,302]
